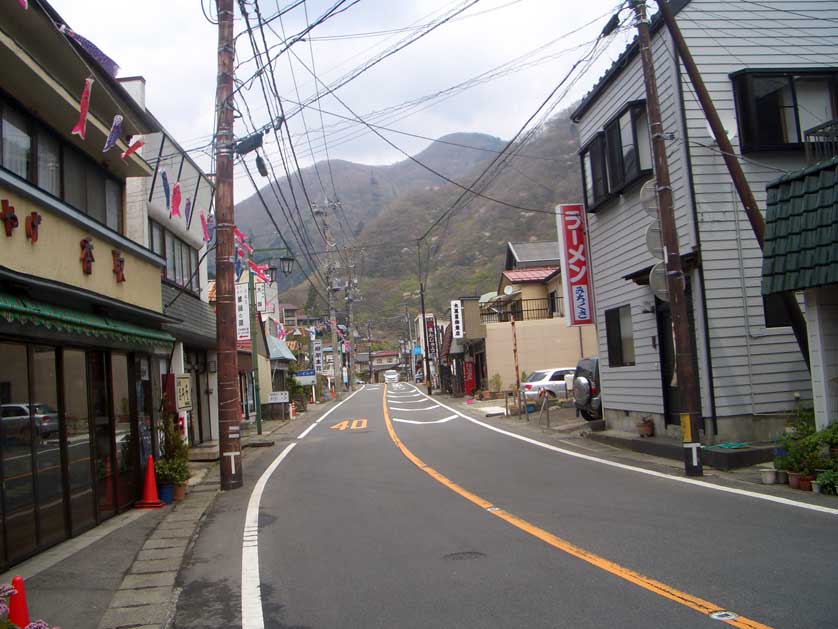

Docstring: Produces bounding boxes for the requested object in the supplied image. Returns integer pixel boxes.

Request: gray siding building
[571,0,838,441]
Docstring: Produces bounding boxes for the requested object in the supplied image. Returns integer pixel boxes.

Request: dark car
[573,358,602,421]
[1,403,60,440]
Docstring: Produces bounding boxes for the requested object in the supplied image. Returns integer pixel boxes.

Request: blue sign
[297,369,315,376]
[413,345,422,356]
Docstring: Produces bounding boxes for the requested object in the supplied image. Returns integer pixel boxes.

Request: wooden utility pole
[214,0,243,489]
[656,0,809,369]
[630,0,702,475]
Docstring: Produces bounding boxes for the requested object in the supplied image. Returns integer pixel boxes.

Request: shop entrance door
[88,351,115,520]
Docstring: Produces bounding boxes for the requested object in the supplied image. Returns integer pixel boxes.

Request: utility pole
[214,0,242,490]
[248,269,263,435]
[656,0,809,369]
[327,263,342,399]
[630,0,702,476]
[417,243,432,395]
[367,320,373,382]
[346,269,355,392]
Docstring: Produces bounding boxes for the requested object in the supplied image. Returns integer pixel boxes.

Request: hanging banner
[255,282,267,312]
[71,78,94,139]
[425,315,438,359]
[556,203,595,326]
[313,339,323,374]
[450,299,464,339]
[236,283,250,341]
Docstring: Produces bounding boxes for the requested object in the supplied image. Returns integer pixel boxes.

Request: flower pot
[158,484,174,504]
[787,472,801,489]
[798,475,815,492]
[173,483,187,502]
[776,470,788,484]
[760,469,778,485]
[811,481,822,494]
[637,421,654,438]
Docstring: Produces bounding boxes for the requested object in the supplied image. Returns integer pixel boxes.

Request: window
[153,219,200,294]
[36,130,61,196]
[165,233,176,281]
[580,133,608,210]
[150,220,163,256]
[191,249,199,292]
[548,290,559,317]
[63,147,86,209]
[605,305,635,367]
[105,179,123,233]
[733,70,838,151]
[763,294,792,328]
[2,105,32,180]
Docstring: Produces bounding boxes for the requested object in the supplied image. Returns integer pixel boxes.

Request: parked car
[521,368,576,401]
[1,403,59,439]
[573,358,602,421]
[384,369,400,384]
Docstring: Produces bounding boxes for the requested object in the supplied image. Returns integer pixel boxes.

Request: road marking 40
[331,418,368,431]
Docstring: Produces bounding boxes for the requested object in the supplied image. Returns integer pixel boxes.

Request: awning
[0,292,174,348]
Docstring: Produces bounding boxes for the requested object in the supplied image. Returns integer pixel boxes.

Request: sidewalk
[0,400,336,629]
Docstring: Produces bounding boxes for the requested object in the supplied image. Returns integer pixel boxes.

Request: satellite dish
[503,285,515,296]
[649,262,669,302]
[640,179,659,218]
[645,222,663,260]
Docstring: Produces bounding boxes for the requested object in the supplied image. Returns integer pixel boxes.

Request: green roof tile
[762,156,838,295]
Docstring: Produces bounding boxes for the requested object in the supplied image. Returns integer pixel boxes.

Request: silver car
[521,368,576,401]
[384,369,399,384]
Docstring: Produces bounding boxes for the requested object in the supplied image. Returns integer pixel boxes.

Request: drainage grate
[443,551,486,561]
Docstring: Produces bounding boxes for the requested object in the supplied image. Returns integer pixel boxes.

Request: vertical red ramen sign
[556,204,594,326]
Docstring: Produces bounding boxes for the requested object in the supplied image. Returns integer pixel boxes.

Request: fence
[480,297,561,324]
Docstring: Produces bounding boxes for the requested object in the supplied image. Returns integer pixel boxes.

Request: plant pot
[798,475,815,492]
[637,421,654,438]
[760,469,778,485]
[158,484,174,504]
[776,470,788,484]
[787,472,801,489]
[173,483,187,502]
[811,481,822,494]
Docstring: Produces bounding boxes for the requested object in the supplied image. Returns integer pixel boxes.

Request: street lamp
[267,266,278,283]
[279,255,295,276]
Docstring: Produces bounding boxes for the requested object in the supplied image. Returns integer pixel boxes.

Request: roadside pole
[367,321,373,382]
[346,261,355,391]
[214,0,242,489]
[630,0,702,476]
[512,314,521,416]
[248,269,263,435]
[419,282,432,396]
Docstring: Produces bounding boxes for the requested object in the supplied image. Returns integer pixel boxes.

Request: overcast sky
[48,0,633,200]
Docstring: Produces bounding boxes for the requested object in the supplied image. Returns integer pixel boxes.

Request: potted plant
[637,417,654,438]
[816,469,838,496]
[489,374,503,399]
[760,468,778,485]
[155,417,191,503]
[154,459,184,503]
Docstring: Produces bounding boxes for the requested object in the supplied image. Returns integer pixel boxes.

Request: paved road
[177,384,838,629]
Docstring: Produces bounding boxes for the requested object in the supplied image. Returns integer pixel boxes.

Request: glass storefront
[0,340,157,571]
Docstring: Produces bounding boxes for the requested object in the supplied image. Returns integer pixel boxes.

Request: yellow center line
[381,385,774,629]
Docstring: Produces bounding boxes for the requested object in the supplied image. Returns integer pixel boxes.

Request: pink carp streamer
[71,78,94,140]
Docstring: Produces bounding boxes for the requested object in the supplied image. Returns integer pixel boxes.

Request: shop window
[111,353,135,510]
[63,349,96,535]
[89,351,115,520]
[31,346,66,547]
[37,130,61,197]
[733,70,838,152]
[0,342,37,562]
[1,105,32,181]
[605,305,636,367]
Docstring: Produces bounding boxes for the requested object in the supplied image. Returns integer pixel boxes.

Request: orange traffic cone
[8,576,30,628]
[135,455,164,509]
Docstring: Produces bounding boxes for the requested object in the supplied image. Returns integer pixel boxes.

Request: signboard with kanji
[425,315,438,359]
[313,339,323,373]
[236,283,250,340]
[556,204,595,326]
[450,300,464,339]
[175,375,192,411]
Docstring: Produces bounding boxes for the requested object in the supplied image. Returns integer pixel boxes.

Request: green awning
[0,292,174,348]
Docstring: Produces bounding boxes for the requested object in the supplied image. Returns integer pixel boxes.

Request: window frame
[732,68,838,153]
[579,132,609,211]
[151,218,201,296]
[605,305,636,368]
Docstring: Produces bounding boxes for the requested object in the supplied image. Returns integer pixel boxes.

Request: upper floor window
[150,219,200,295]
[0,95,124,234]
[733,70,838,152]
[579,101,652,212]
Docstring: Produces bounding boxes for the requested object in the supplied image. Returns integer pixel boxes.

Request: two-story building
[0,3,175,569]
[571,0,838,441]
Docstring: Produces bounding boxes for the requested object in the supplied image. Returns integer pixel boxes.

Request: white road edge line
[297,422,318,439]
[241,386,365,629]
[393,415,458,425]
[404,385,838,517]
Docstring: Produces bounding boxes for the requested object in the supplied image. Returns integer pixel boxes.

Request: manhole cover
[443,551,486,561]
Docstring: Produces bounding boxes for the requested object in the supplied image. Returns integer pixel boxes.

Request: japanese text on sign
[450,300,463,339]
[556,204,595,326]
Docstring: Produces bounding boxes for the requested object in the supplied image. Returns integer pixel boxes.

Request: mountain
[235,115,581,340]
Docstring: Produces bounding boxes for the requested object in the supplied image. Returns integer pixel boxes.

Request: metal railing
[804,119,838,164]
[480,297,562,324]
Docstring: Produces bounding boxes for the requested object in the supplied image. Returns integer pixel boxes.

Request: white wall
[806,287,838,429]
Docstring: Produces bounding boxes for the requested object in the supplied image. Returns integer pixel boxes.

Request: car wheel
[581,410,599,421]
[546,391,557,400]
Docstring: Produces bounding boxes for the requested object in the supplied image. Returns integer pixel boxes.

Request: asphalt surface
[176,384,838,629]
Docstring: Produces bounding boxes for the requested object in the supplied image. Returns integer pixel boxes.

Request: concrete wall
[484,318,597,391]
[0,186,163,313]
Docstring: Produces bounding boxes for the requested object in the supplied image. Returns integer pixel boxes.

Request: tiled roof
[502,266,560,284]
[762,156,838,294]
[162,284,216,348]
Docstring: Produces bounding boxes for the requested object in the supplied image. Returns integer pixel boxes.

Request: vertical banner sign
[450,300,464,339]
[255,282,267,313]
[425,315,438,359]
[313,339,323,373]
[235,283,250,340]
[556,204,595,326]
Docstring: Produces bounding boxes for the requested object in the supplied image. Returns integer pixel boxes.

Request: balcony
[480,297,562,324]
[804,119,838,164]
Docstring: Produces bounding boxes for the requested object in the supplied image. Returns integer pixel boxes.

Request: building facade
[0,3,174,569]
[571,0,838,440]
